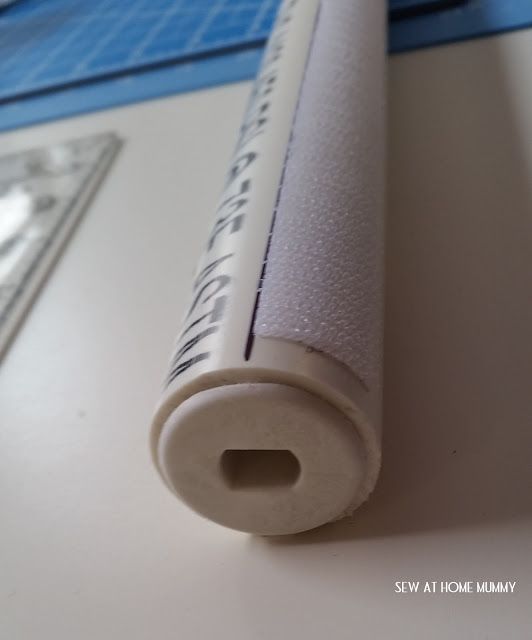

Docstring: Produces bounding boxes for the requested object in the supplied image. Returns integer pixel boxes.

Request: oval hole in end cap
[157,383,365,535]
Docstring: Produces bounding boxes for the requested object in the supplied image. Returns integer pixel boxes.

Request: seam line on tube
[244,0,323,361]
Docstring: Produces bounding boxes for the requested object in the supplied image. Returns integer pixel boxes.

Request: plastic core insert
[157,383,365,535]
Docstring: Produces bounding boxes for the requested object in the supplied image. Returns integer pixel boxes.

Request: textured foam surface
[255,0,385,387]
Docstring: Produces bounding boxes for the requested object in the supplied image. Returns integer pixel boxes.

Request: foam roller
[151,0,386,535]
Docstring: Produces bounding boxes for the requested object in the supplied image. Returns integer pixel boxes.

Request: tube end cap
[157,383,365,535]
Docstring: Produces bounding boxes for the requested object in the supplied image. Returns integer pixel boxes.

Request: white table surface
[1,29,531,639]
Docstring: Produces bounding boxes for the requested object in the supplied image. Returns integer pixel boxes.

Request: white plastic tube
[151,0,386,535]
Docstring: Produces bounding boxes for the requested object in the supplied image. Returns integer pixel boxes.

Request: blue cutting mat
[1,0,532,132]
[0,0,277,102]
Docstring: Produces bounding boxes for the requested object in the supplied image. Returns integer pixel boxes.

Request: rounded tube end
[156,383,365,535]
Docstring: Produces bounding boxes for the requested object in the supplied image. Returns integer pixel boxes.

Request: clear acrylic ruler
[0,132,120,359]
